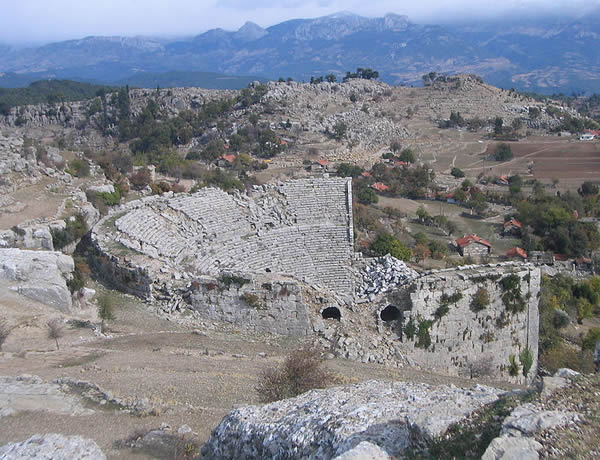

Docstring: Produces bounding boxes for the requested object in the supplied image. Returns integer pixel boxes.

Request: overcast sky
[2,0,598,44]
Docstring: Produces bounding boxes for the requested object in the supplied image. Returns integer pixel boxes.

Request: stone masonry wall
[383,264,539,382]
[185,274,314,336]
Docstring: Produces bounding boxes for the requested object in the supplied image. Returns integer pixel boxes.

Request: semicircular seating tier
[111,178,354,295]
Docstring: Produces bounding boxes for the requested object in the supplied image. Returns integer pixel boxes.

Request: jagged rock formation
[0,248,74,311]
[201,379,503,459]
[0,434,105,460]
[482,369,582,460]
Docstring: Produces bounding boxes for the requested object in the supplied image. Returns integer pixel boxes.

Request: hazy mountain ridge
[1,12,600,93]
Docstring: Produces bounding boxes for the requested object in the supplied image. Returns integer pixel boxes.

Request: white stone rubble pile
[356,254,419,300]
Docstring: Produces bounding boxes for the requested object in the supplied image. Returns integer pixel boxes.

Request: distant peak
[326,11,361,19]
[235,21,267,41]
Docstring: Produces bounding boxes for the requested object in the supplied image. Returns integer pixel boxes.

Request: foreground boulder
[0,434,105,459]
[202,380,503,459]
[0,248,74,311]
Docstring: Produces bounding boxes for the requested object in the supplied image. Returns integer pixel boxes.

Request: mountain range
[1,11,600,93]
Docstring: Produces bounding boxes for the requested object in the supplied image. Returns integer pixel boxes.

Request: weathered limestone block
[202,380,503,459]
[0,434,105,460]
[0,248,74,311]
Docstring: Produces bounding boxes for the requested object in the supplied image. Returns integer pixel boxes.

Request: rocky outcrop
[0,248,74,311]
[482,369,582,460]
[202,380,503,459]
[0,375,93,419]
[0,434,105,460]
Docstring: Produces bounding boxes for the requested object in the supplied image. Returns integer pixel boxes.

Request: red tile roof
[220,154,236,164]
[371,182,389,192]
[361,171,372,177]
[506,247,528,259]
[504,218,522,229]
[576,257,592,264]
[316,159,329,166]
[455,234,492,248]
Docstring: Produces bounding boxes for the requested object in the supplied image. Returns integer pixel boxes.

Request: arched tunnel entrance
[380,305,401,322]
[322,306,341,321]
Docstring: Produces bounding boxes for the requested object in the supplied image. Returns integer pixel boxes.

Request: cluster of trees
[493,143,514,161]
[539,274,600,373]
[309,75,337,84]
[370,232,411,261]
[516,188,600,257]
[368,162,434,199]
[343,68,379,82]
[0,80,114,116]
[412,231,449,261]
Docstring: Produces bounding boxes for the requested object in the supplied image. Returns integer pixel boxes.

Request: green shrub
[51,214,88,249]
[416,319,433,349]
[500,274,526,314]
[582,328,600,351]
[508,354,519,376]
[97,189,121,206]
[494,143,513,161]
[519,347,534,377]
[66,158,90,177]
[471,287,490,312]
[404,317,417,340]
[434,304,450,320]
[450,167,465,178]
[371,232,411,261]
[220,274,250,288]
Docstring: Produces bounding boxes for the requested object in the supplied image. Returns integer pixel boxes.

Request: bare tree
[47,318,65,350]
[0,319,11,350]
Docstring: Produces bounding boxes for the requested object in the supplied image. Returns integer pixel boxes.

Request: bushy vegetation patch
[255,348,335,403]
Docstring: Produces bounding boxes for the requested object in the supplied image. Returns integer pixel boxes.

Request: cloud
[1,0,598,44]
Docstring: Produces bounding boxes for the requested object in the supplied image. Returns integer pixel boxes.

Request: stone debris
[501,403,580,437]
[481,436,542,460]
[356,254,419,299]
[0,434,106,460]
[0,249,74,311]
[482,401,580,460]
[201,379,503,459]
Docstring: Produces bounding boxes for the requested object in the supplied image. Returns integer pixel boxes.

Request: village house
[311,159,329,172]
[506,247,528,261]
[503,218,522,237]
[217,154,237,167]
[455,234,492,257]
[371,182,389,192]
[496,175,509,186]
